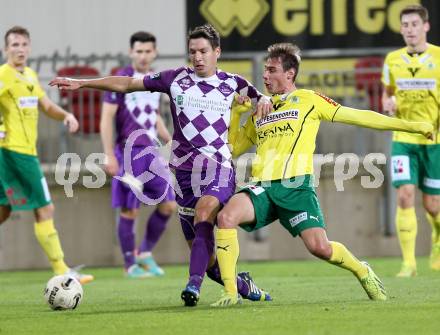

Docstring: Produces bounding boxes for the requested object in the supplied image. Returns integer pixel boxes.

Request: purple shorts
[175,166,236,241]
[111,145,175,209]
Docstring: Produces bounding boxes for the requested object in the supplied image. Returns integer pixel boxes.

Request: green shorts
[238,175,325,237]
[391,142,440,195]
[0,148,52,211]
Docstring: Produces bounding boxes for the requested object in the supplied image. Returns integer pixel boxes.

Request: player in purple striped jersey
[100,32,176,278]
[50,24,273,307]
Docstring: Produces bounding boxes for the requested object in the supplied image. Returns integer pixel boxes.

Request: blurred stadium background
[0,0,439,271]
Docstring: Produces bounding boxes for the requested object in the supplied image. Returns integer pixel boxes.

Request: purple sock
[206,260,249,297]
[188,221,214,290]
[118,216,135,269]
[139,209,169,253]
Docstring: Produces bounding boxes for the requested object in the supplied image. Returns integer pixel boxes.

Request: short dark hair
[130,31,156,48]
[267,43,301,82]
[188,24,220,49]
[4,26,30,47]
[400,4,429,22]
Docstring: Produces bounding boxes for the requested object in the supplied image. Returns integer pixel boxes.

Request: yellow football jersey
[0,63,45,155]
[382,43,440,144]
[238,89,340,181]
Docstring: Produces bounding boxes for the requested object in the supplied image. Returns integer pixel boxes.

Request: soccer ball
[44,274,83,310]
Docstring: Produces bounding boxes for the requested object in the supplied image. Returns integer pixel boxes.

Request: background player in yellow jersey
[0,26,93,284]
[211,43,434,307]
[382,4,440,277]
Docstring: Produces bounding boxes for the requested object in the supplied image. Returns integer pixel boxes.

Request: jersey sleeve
[234,75,263,103]
[381,54,394,88]
[228,110,256,157]
[332,105,432,136]
[36,85,46,99]
[143,68,179,94]
[243,115,257,143]
[34,81,46,99]
[312,91,341,121]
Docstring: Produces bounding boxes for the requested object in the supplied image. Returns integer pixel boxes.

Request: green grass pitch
[1,257,440,335]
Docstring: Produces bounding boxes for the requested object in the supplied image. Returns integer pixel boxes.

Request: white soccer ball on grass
[44,274,83,310]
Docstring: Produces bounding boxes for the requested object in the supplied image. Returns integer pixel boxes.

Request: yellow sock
[34,219,69,275]
[216,228,239,295]
[396,207,417,268]
[328,241,368,279]
[426,212,440,245]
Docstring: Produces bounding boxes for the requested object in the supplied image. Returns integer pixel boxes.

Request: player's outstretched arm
[332,106,434,139]
[228,95,254,157]
[49,76,145,93]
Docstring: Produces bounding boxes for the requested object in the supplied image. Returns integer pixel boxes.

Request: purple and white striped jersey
[143,67,261,171]
[104,66,160,147]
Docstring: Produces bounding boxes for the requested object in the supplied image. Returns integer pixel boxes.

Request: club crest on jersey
[256,109,299,128]
[177,76,195,91]
[217,82,234,97]
[407,67,420,77]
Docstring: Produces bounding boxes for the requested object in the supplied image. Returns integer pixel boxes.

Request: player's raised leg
[301,228,387,301]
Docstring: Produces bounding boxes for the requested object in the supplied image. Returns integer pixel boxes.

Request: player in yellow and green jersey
[382,4,440,277]
[0,26,93,284]
[210,42,433,307]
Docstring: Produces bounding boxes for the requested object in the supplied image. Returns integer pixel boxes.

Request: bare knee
[157,201,176,217]
[423,195,440,217]
[217,209,240,229]
[397,186,415,208]
[194,196,220,223]
[34,204,55,222]
[301,228,332,260]
[120,208,138,220]
[308,241,332,260]
[0,205,11,224]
